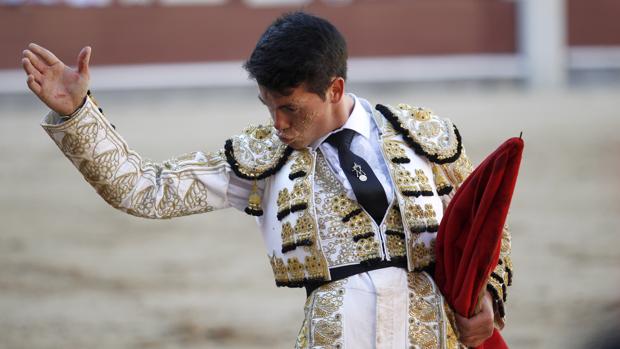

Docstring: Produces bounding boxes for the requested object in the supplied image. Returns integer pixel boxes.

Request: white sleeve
[41,96,257,219]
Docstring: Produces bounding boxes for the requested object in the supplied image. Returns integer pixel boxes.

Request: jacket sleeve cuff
[486,256,512,329]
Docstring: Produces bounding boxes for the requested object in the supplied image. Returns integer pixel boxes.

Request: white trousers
[295,267,460,349]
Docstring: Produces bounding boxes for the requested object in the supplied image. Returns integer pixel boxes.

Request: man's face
[258,84,333,150]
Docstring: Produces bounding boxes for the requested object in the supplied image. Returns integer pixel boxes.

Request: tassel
[244,180,264,216]
[432,164,453,196]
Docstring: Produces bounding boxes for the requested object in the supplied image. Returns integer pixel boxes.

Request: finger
[27,75,42,95]
[22,58,43,82]
[23,50,47,72]
[28,43,60,65]
[77,46,91,76]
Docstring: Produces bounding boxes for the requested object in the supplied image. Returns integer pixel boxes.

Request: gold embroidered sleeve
[41,96,232,219]
[438,146,513,328]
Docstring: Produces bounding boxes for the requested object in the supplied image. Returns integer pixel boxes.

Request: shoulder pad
[224,123,293,180]
[375,103,462,164]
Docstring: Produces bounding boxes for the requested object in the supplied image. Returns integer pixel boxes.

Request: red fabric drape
[435,137,524,349]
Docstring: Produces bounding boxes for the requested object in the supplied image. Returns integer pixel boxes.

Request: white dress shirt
[312,93,395,207]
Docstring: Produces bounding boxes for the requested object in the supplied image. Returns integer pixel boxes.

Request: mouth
[278,135,294,144]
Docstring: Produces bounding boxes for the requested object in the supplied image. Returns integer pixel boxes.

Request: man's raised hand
[22,43,91,116]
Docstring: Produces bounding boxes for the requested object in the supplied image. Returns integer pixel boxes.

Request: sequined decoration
[287,257,306,286]
[289,150,313,180]
[393,103,460,162]
[43,99,222,219]
[432,164,453,196]
[415,169,434,196]
[269,253,289,286]
[304,247,329,282]
[244,179,264,216]
[403,199,439,234]
[393,166,421,197]
[313,153,370,267]
[407,272,453,349]
[385,205,407,259]
[294,210,317,247]
[277,188,291,220]
[226,123,290,179]
[410,238,435,270]
[302,279,346,348]
[291,178,311,213]
[383,139,411,164]
[281,222,296,253]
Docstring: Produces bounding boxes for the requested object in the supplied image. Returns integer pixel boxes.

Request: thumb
[77,46,91,76]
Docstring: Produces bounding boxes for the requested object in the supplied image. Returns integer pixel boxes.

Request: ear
[328,77,345,103]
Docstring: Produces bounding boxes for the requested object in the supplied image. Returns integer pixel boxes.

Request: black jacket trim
[375,104,463,165]
[224,139,293,180]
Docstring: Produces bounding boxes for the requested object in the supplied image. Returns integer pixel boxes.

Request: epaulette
[375,103,462,164]
[224,123,293,180]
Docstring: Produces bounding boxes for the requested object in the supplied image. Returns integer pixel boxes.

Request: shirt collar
[310,93,372,150]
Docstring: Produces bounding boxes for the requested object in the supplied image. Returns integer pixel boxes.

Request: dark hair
[243,11,348,98]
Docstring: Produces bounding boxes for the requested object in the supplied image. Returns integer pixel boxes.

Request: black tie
[327,129,389,225]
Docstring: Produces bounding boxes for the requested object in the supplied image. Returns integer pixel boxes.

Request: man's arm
[24,44,251,218]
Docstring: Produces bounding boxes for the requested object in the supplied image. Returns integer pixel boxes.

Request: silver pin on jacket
[352,163,368,182]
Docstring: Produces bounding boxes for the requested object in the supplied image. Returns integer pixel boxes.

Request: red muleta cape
[435,137,524,349]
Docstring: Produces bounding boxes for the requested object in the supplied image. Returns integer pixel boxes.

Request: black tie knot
[326,128,356,151]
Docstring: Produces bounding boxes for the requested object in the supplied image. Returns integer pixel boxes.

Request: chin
[286,139,309,150]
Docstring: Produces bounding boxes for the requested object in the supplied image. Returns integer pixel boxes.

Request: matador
[22,11,512,349]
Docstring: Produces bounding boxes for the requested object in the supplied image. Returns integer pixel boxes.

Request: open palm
[22,43,91,116]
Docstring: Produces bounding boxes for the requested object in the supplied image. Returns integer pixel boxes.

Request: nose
[272,110,290,133]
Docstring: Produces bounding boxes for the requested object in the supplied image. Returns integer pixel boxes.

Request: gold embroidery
[281,222,295,252]
[313,153,360,266]
[346,212,374,241]
[60,121,99,156]
[305,248,328,281]
[244,179,263,216]
[277,188,291,220]
[97,172,138,207]
[410,238,435,270]
[269,253,289,286]
[403,199,438,234]
[432,164,453,195]
[443,151,474,187]
[294,210,316,247]
[356,237,381,262]
[183,180,213,213]
[45,98,222,220]
[415,169,433,195]
[290,150,313,179]
[287,257,306,284]
[386,234,406,258]
[308,280,346,347]
[295,317,309,349]
[291,178,311,211]
[423,203,439,231]
[228,123,289,178]
[128,185,156,217]
[157,183,184,217]
[443,303,461,349]
[404,200,426,233]
[407,272,444,349]
[383,140,410,163]
[79,150,120,183]
[394,166,419,196]
[399,104,434,122]
[388,104,460,162]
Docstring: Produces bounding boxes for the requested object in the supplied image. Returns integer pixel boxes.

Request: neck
[331,94,355,131]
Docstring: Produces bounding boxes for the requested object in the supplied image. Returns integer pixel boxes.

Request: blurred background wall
[1,1,619,349]
[1,0,620,90]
